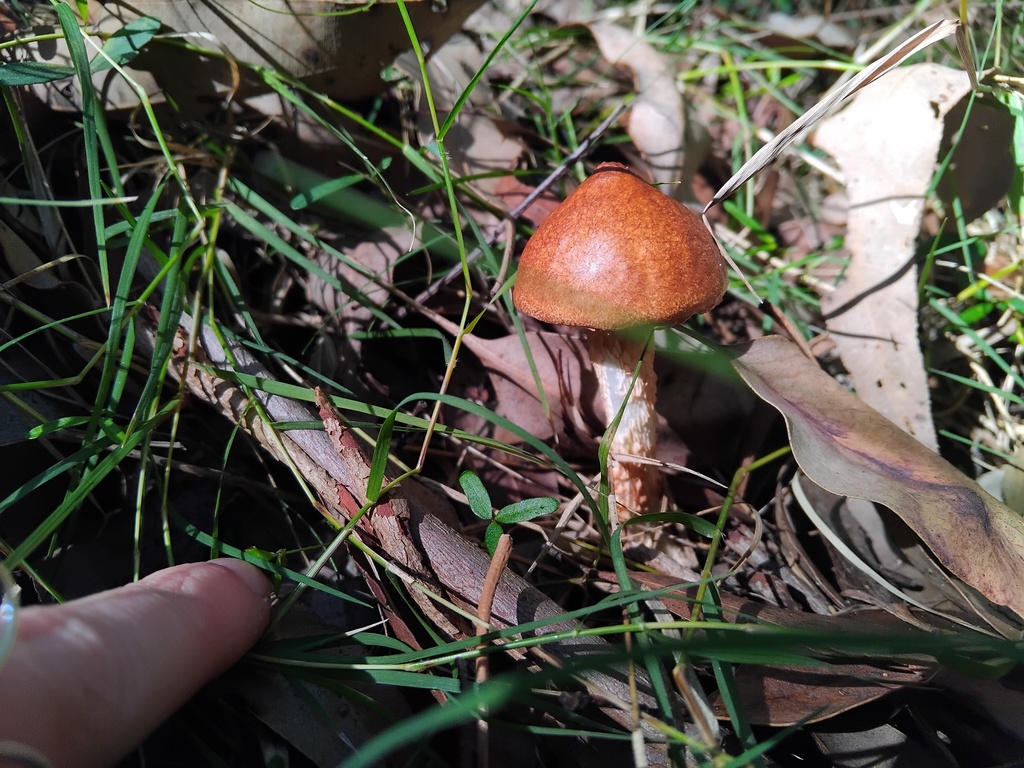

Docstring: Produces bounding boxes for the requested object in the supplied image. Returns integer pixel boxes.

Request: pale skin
[0,559,271,768]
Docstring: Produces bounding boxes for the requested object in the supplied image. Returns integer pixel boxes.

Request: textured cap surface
[513,163,728,330]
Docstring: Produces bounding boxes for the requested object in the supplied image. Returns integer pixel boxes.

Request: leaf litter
[3,2,1024,765]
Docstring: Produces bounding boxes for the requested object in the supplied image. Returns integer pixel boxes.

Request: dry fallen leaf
[732,336,1024,622]
[31,0,484,112]
[305,226,406,393]
[451,331,601,453]
[813,63,975,451]
[239,592,414,766]
[402,34,527,206]
[934,95,1017,224]
[619,572,932,726]
[583,21,703,196]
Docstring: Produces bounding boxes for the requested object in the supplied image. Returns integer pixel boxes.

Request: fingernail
[213,558,272,600]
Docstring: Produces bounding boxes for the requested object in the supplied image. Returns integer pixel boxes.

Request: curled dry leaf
[582,21,703,195]
[732,336,1024,622]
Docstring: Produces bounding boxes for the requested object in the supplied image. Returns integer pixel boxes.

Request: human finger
[0,558,271,768]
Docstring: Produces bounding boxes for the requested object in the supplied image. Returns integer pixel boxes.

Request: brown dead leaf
[240,591,414,766]
[713,662,929,727]
[453,331,602,453]
[306,227,405,393]
[732,336,1024,622]
[935,95,1017,224]
[715,601,930,728]
[491,175,562,230]
[790,481,987,628]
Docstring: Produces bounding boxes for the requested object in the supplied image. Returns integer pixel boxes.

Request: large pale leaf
[813,63,1000,451]
[732,336,1024,620]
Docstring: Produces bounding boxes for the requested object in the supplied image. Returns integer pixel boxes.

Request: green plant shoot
[458,470,558,556]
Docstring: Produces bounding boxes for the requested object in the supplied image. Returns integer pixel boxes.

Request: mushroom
[513,162,728,525]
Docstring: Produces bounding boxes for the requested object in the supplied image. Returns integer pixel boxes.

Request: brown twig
[474,533,512,768]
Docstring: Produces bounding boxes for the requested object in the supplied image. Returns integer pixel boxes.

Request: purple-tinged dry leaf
[732,336,1024,621]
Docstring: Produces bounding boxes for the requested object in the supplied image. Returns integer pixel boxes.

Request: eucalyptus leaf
[732,336,1024,621]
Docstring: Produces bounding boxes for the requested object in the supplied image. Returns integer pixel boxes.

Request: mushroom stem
[587,330,665,521]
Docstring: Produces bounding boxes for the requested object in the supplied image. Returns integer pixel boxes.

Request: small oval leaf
[495,496,559,525]
[458,470,493,520]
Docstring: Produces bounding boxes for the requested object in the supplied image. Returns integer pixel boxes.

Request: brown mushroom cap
[513,163,728,331]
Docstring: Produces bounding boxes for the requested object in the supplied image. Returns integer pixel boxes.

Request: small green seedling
[458,470,559,556]
[244,546,289,592]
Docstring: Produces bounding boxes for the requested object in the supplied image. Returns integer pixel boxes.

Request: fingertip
[0,558,273,768]
[159,558,273,644]
[208,557,274,602]
[141,557,272,628]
